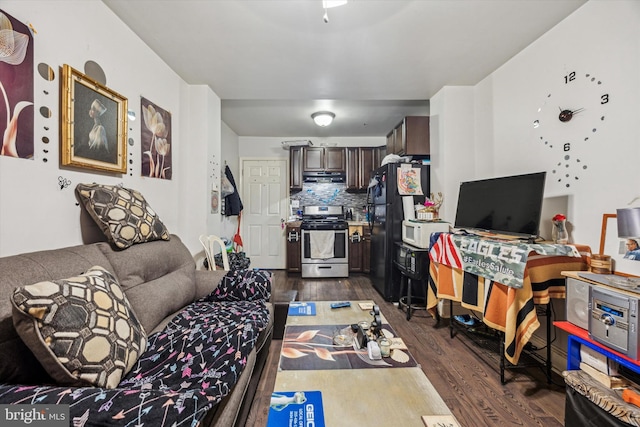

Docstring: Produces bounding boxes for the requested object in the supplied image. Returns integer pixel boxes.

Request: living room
[0,1,639,426]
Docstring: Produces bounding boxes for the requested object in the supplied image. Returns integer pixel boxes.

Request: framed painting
[599,213,640,277]
[61,64,127,173]
[140,96,172,179]
[0,9,34,159]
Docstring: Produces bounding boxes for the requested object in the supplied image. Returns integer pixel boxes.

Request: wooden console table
[427,232,590,383]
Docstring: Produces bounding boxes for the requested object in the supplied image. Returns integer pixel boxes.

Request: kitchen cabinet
[386,116,430,156]
[303,147,345,172]
[348,224,371,273]
[289,146,303,191]
[348,225,363,272]
[286,223,301,273]
[346,147,376,192]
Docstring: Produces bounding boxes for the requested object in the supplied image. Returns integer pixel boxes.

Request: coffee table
[273,301,453,426]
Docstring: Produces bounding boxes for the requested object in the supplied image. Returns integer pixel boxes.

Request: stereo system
[566,277,640,359]
[589,285,640,359]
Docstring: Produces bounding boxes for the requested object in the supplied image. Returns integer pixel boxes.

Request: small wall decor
[0,9,34,159]
[58,176,71,190]
[60,64,127,173]
[211,189,219,214]
[140,96,172,179]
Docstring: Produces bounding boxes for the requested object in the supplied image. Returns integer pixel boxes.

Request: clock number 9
[601,94,609,104]
[564,71,576,84]
[564,143,571,152]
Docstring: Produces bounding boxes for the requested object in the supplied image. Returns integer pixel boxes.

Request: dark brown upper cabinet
[303,147,346,172]
[386,116,430,156]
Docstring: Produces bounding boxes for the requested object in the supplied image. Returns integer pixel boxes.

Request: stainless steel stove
[300,206,349,278]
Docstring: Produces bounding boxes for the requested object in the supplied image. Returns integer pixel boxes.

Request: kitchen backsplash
[291,183,368,219]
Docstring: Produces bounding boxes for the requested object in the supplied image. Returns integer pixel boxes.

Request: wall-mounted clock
[533,70,610,188]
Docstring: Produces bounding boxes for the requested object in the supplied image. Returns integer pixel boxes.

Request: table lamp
[617,207,640,238]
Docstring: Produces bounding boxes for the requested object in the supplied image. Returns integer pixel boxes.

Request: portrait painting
[61,64,127,173]
[0,9,34,159]
[141,96,172,180]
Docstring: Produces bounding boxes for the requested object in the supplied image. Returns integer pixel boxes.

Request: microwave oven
[401,220,449,249]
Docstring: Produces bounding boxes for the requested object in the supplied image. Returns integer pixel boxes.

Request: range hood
[303,171,346,183]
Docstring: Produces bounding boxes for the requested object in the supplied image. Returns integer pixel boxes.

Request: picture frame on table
[599,213,640,277]
[61,64,127,173]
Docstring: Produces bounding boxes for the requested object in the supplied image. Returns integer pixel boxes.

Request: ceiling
[102,0,587,139]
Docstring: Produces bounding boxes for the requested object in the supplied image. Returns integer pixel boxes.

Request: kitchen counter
[347,220,369,226]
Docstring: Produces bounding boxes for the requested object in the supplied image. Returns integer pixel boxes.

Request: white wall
[0,1,223,257]
[431,0,640,259]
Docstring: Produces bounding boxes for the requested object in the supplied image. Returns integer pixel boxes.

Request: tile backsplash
[291,183,368,218]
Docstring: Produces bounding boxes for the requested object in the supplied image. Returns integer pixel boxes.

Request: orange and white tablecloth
[427,232,591,364]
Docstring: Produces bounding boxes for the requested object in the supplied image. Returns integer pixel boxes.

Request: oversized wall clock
[533,70,610,188]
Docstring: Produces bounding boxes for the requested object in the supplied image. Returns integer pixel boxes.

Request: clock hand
[558,107,585,122]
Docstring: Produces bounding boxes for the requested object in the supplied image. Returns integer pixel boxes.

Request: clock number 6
[601,94,609,104]
[564,71,576,84]
[564,143,571,152]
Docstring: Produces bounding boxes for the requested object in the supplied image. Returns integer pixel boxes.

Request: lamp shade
[617,207,640,238]
[311,111,335,127]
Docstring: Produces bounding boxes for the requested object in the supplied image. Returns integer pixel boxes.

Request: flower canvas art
[141,97,172,180]
[0,9,34,159]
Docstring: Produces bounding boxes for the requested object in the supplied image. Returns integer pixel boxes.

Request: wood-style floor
[246,271,566,427]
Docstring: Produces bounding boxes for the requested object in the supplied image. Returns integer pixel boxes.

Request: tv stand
[448,299,553,384]
[428,232,591,384]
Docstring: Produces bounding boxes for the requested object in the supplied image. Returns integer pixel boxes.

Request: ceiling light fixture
[311,111,335,127]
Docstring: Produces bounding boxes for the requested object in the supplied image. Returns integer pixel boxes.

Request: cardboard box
[580,346,619,376]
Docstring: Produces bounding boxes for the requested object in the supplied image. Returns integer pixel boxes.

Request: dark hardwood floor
[246,271,566,427]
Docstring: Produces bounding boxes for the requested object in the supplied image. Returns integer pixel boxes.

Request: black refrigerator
[367,163,430,301]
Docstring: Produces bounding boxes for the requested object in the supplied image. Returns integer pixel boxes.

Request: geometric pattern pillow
[11,266,148,389]
[75,183,170,249]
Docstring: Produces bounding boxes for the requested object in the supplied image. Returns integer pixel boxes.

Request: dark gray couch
[0,235,273,427]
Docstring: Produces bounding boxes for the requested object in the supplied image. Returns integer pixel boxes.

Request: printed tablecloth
[427,232,591,364]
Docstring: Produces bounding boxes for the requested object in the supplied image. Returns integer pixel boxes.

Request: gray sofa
[0,235,273,427]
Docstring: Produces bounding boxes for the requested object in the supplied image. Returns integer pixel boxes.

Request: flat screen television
[454,172,546,239]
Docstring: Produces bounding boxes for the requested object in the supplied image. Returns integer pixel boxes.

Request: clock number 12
[564,71,576,84]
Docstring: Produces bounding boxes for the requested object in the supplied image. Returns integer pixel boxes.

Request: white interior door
[241,158,288,269]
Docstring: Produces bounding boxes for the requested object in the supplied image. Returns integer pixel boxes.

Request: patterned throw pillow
[11,266,147,389]
[76,183,170,249]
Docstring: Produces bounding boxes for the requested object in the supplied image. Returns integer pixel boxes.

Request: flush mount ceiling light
[311,111,335,127]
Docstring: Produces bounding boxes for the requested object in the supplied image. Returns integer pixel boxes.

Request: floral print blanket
[0,269,271,427]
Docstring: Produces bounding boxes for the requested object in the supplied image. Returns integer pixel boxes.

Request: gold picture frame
[599,213,640,277]
[61,64,127,173]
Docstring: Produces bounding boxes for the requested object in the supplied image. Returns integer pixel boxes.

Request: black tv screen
[454,172,546,238]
